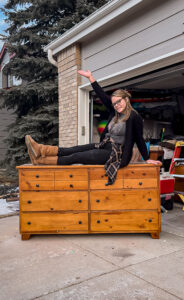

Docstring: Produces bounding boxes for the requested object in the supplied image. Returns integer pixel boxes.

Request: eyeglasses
[112,98,123,107]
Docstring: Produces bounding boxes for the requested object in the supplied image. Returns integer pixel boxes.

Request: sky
[0,0,8,50]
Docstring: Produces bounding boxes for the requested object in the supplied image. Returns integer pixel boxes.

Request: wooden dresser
[17,164,161,240]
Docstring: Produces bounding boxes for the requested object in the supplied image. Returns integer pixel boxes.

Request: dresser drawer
[21,212,88,232]
[90,168,123,180]
[21,170,54,181]
[21,191,88,211]
[89,168,123,189]
[55,181,88,190]
[90,179,123,190]
[90,190,158,210]
[55,169,88,181]
[21,180,54,191]
[123,167,157,178]
[124,178,157,189]
[90,211,159,232]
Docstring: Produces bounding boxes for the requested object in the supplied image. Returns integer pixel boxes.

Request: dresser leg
[151,232,160,239]
[21,234,31,240]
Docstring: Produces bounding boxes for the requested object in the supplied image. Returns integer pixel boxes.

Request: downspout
[48,49,58,67]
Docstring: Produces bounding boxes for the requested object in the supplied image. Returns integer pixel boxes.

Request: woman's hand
[78,69,91,78]
[78,69,95,83]
[146,159,162,166]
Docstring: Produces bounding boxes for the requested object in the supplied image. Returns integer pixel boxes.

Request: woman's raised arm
[78,69,113,112]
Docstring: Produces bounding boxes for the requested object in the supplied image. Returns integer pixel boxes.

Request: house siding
[81,0,184,83]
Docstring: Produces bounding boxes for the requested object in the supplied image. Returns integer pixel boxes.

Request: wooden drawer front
[90,168,123,180]
[175,166,184,175]
[90,190,158,210]
[21,191,88,211]
[55,181,88,190]
[175,178,184,192]
[21,213,88,232]
[124,178,157,189]
[21,180,54,191]
[55,169,88,181]
[21,170,54,181]
[90,179,123,190]
[123,167,157,178]
[90,168,123,190]
[90,211,159,232]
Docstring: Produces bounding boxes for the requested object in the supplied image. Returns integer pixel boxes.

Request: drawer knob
[36,184,39,188]
[70,184,73,188]
[78,199,82,203]
[27,200,32,204]
[148,198,152,202]
[149,219,152,223]
[97,220,100,224]
[27,222,31,225]
[36,174,39,178]
[96,199,100,203]
[69,174,73,178]
[139,182,143,185]
[78,221,82,224]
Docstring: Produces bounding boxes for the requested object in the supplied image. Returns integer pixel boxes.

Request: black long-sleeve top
[91,81,149,167]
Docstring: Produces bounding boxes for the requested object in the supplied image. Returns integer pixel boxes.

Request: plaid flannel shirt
[95,138,122,185]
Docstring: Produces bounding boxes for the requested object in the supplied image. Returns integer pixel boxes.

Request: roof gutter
[48,49,58,67]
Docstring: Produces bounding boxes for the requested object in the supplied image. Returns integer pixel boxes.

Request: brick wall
[57,44,81,147]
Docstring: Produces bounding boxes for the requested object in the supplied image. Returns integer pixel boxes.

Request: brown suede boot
[28,149,57,165]
[34,156,58,165]
[25,135,58,158]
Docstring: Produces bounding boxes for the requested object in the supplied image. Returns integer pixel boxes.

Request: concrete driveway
[0,204,184,300]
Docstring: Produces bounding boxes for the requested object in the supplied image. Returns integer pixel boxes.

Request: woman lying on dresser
[25,69,161,185]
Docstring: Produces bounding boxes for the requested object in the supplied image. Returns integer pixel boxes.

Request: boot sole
[25,135,39,158]
[28,149,38,165]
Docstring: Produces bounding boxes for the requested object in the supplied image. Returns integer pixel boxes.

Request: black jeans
[57,142,112,165]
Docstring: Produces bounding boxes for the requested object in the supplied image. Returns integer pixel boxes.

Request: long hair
[111,89,137,123]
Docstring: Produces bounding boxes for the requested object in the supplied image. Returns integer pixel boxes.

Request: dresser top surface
[17,163,160,170]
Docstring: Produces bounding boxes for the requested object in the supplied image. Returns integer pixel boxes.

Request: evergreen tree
[0,0,109,176]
